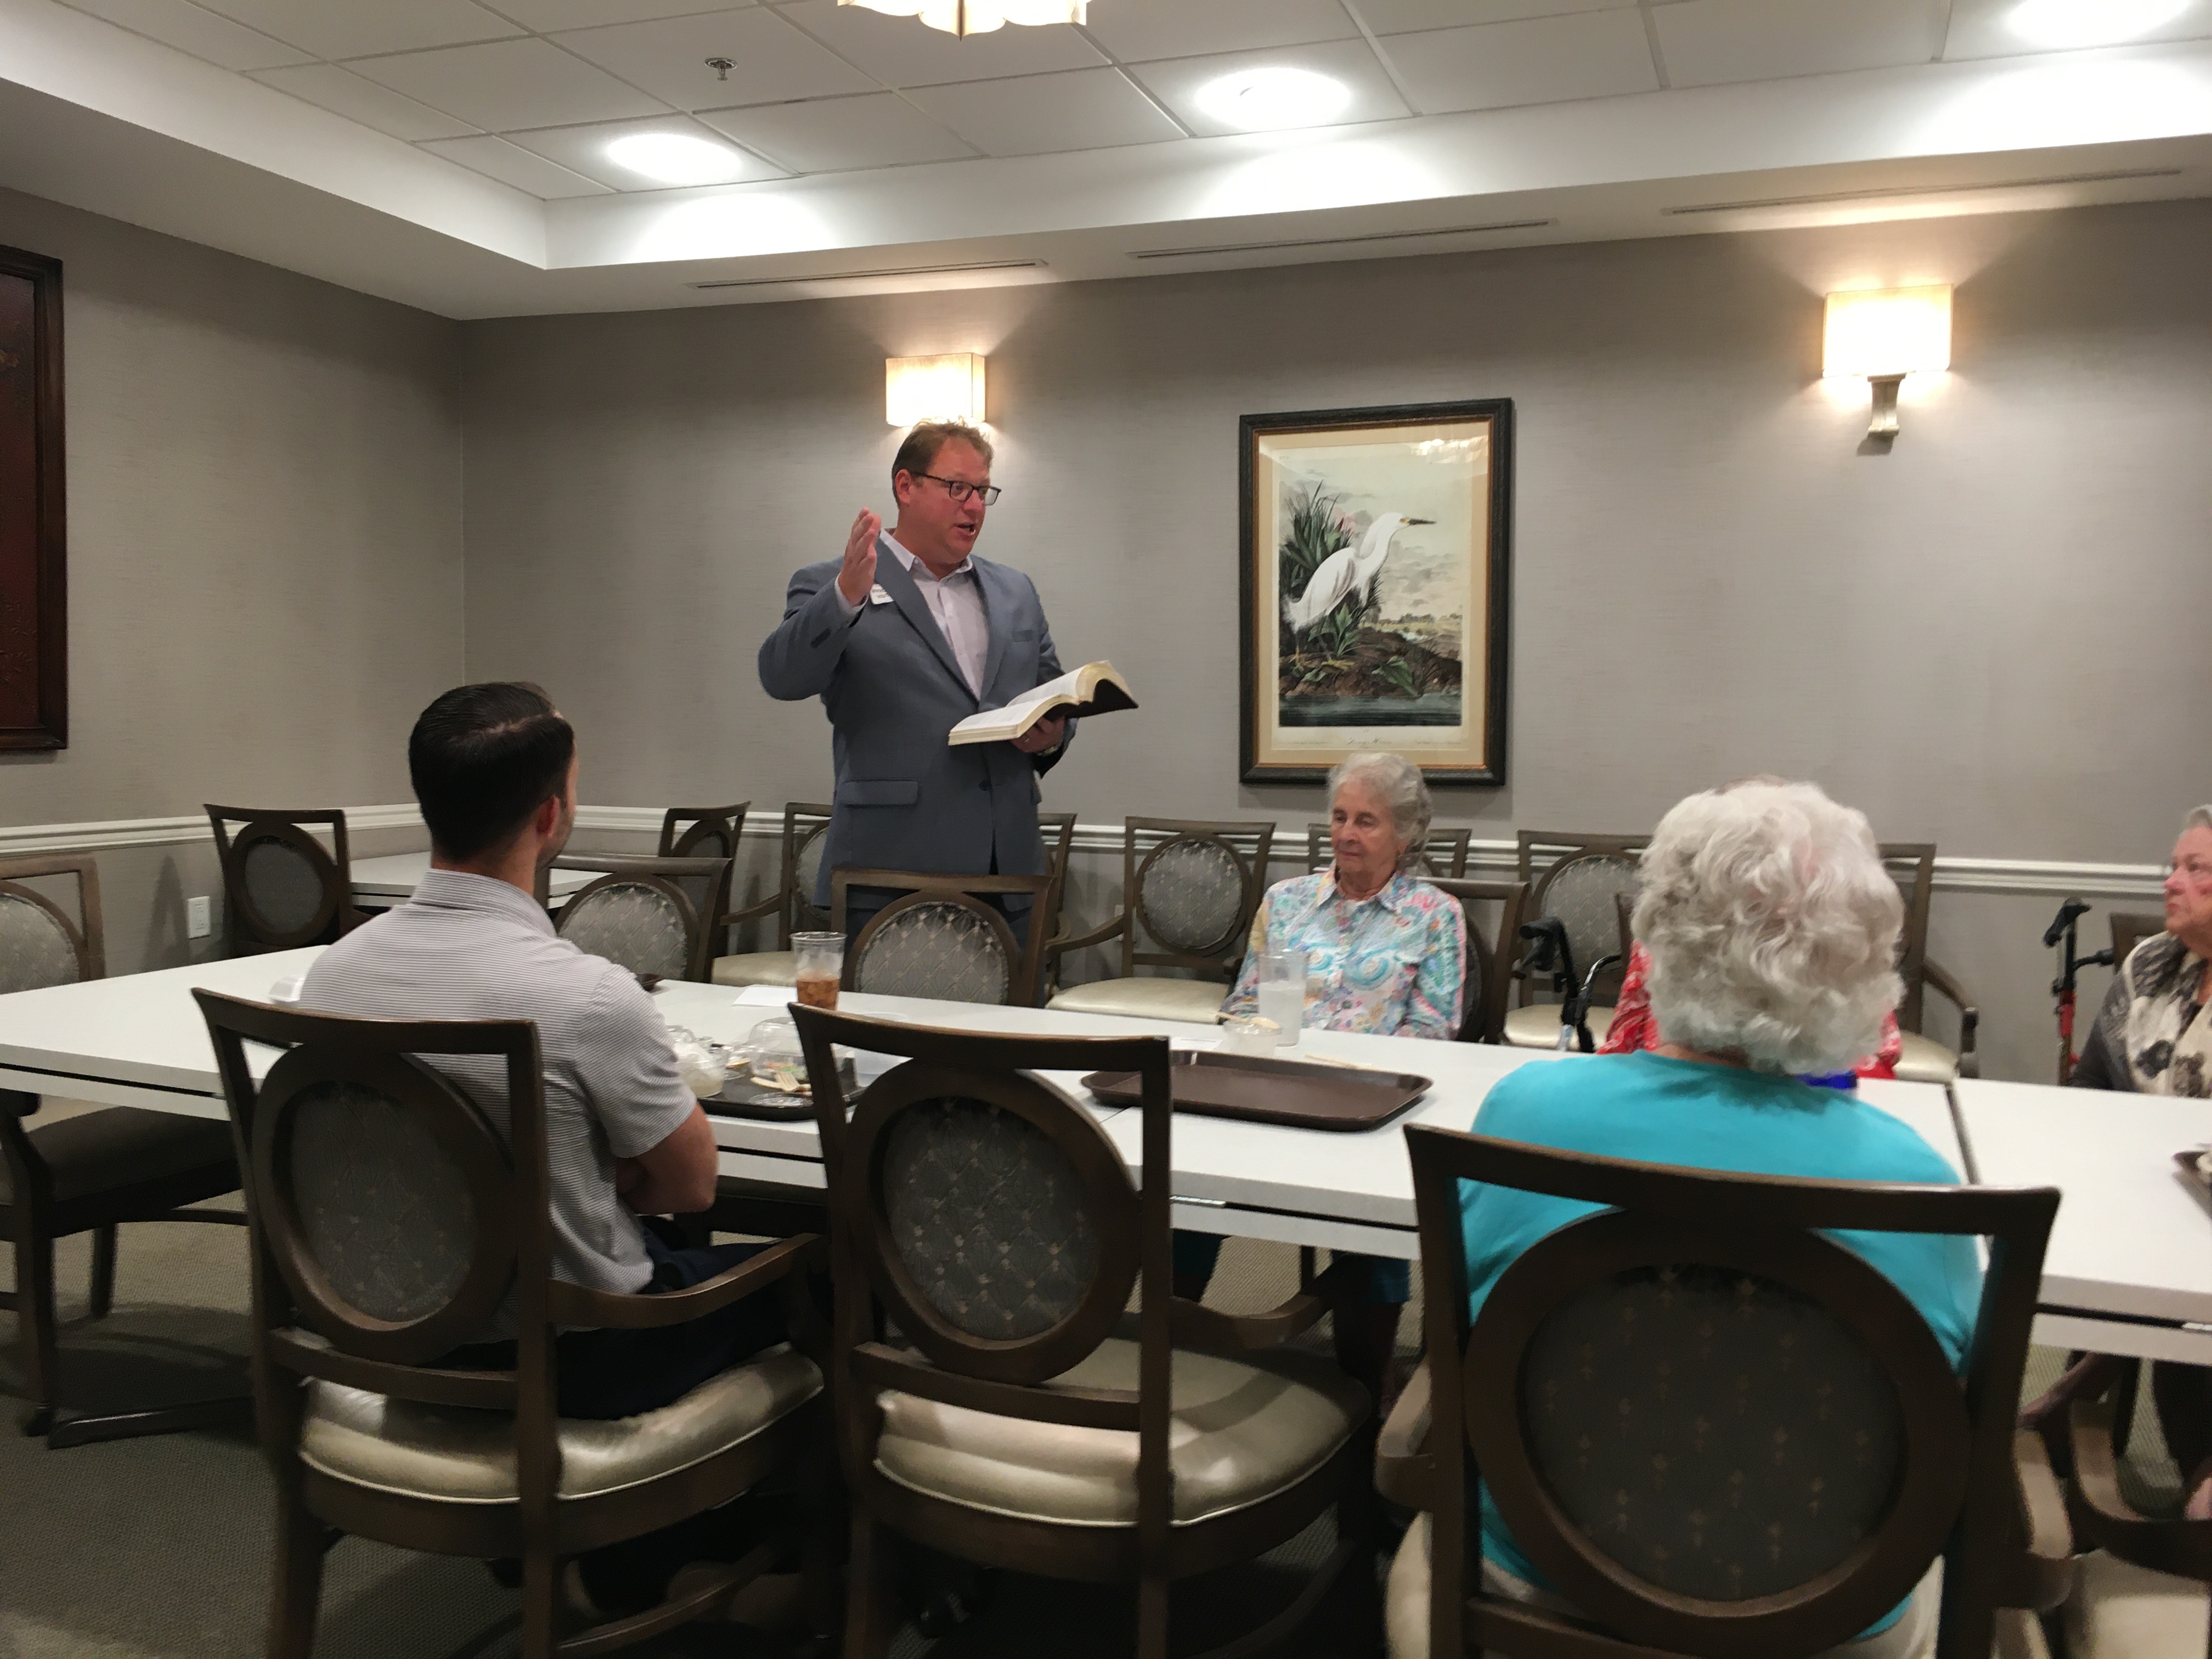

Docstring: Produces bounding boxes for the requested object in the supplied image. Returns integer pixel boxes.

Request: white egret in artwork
[1282,512,1434,636]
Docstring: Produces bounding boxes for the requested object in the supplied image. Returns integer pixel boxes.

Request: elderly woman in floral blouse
[1178,752,1467,1403]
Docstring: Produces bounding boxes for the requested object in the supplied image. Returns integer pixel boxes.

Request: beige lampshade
[886,353,986,427]
[839,0,1086,36]
[1823,285,1953,380]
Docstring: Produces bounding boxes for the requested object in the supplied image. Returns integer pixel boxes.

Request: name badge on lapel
[868,585,894,606]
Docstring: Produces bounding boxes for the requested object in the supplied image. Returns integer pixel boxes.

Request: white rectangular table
[1954,1077,2212,1364]
[349,853,594,911]
[0,952,1972,1265]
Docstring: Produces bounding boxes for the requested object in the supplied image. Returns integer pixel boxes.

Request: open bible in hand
[946,662,1137,747]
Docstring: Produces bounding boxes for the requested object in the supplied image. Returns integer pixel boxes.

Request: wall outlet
[187,895,212,939]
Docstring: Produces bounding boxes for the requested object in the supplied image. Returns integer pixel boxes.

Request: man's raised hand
[837,508,883,606]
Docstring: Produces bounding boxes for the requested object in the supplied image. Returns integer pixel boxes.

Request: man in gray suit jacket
[757,421,1073,937]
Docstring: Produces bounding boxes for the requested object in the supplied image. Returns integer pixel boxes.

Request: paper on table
[732,985,798,1008]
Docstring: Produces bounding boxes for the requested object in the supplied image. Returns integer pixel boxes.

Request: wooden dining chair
[193,990,836,1659]
[0,853,246,1446]
[1881,843,1983,1083]
[830,868,1056,1007]
[1502,831,1646,1050]
[1045,817,1276,1025]
[1306,823,1473,880]
[1036,810,1079,950]
[790,1005,1375,1659]
[207,805,367,955]
[1422,877,1529,1045]
[2108,911,2166,972]
[713,802,833,990]
[655,801,748,958]
[550,854,729,983]
[1379,1122,2062,1659]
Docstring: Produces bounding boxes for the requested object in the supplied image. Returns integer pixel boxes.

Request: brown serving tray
[1081,1049,1431,1132]
[708,1057,859,1123]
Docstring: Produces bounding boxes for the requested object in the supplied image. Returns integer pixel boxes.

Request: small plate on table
[1081,1049,1431,1132]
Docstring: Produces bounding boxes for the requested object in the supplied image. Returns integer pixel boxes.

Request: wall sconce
[885,353,986,428]
[1823,285,1952,440]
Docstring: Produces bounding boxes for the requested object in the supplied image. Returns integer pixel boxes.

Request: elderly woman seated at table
[1179,752,1467,1402]
[1459,780,1980,1654]
[2029,805,2212,1516]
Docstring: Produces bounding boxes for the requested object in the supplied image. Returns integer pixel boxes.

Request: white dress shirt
[837,534,988,696]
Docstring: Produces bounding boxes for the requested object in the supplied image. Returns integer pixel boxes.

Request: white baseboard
[0,804,2168,901]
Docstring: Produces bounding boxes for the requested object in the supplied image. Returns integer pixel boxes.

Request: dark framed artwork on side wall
[1239,398,1511,786]
[0,244,65,751]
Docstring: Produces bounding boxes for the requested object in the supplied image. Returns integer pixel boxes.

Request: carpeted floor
[0,1121,2183,1658]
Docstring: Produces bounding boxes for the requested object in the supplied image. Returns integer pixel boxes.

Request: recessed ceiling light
[1195,67,1353,133]
[2006,0,2191,49]
[604,132,747,187]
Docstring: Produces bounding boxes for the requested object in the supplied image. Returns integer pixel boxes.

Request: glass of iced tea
[792,931,844,1010]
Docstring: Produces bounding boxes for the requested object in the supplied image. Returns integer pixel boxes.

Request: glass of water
[1256,950,1308,1047]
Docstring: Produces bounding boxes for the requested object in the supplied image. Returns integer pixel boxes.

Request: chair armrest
[1922,956,1980,1074]
[549,1233,823,1331]
[1166,1291,1328,1355]
[2069,1398,2212,1579]
[1375,1359,1434,1513]
[721,893,783,927]
[2000,1428,2075,1612]
[1047,911,1126,960]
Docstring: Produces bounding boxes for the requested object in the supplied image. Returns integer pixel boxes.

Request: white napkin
[732,985,798,1008]
[670,1037,727,1099]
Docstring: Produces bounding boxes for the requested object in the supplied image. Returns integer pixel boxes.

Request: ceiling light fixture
[1195,66,1353,132]
[2005,0,2190,49]
[838,0,1085,38]
[604,132,748,187]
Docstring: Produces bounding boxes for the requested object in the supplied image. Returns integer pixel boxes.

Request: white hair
[1633,780,1903,1076]
[2187,806,2212,835]
[1327,753,1432,872]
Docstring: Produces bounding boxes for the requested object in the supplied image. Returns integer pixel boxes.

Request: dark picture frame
[0,244,65,751]
[1239,398,1511,786]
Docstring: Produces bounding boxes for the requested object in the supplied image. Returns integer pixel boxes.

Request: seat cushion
[1893,1032,1960,1085]
[1386,1513,1950,1659]
[1502,1004,1616,1051]
[874,1336,1363,1527]
[1045,978,1227,1025]
[712,951,797,989]
[2063,1549,2208,1658]
[300,1344,821,1503]
[1,1105,235,1206]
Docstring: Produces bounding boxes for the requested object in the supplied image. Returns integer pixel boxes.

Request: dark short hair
[408,682,575,861]
[891,420,993,484]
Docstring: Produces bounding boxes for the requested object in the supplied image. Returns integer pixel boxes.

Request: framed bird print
[1239,398,1511,785]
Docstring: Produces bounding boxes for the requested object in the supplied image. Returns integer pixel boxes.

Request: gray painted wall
[461,199,2212,1082]
[0,187,465,968]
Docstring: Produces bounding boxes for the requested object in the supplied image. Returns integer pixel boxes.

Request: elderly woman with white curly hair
[1184,752,1466,1402]
[1455,780,1980,1657]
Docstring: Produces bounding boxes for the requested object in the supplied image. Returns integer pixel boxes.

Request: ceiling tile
[774,0,1104,87]
[61,0,313,71]
[902,66,1184,155]
[1352,0,1639,30]
[1654,0,1944,88]
[1941,0,2212,60]
[552,9,874,110]
[698,92,977,171]
[252,63,482,139]
[195,0,520,59]
[483,0,761,27]
[351,37,668,130]
[504,112,789,187]
[1081,0,1357,64]
[1380,9,1660,115]
[1129,40,1411,138]
[421,133,613,194]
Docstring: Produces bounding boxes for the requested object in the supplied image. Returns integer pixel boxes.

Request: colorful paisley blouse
[1221,869,1467,1040]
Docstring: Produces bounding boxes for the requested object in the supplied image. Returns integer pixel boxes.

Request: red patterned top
[1599,942,1902,1079]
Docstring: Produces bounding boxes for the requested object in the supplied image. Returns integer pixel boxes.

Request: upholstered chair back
[207,807,359,954]
[1421,876,1527,1045]
[1404,1122,2058,1659]
[0,855,101,994]
[1114,819,1276,980]
[852,898,1020,1006]
[1305,822,1472,881]
[551,855,729,983]
[658,804,748,947]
